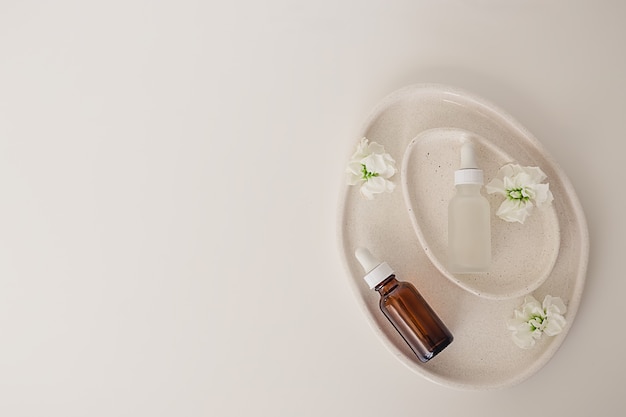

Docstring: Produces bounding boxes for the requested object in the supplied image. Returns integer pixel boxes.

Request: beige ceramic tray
[339,84,588,389]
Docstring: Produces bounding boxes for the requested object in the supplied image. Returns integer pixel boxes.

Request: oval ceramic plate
[401,127,560,299]
[339,84,588,389]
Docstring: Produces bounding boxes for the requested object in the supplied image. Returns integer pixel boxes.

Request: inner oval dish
[401,127,560,300]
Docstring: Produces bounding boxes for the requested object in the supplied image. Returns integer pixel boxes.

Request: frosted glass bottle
[448,142,491,273]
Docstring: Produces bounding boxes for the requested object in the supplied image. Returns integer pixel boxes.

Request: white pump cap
[355,247,394,289]
[454,141,484,185]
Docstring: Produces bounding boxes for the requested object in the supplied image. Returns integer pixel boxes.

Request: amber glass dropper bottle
[355,247,453,362]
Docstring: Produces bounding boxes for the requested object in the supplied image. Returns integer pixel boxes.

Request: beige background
[0,1,624,416]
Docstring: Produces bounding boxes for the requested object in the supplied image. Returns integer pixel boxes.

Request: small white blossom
[346,137,396,200]
[485,164,554,224]
[507,295,567,349]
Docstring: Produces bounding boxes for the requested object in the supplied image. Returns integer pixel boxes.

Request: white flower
[507,295,567,349]
[485,164,554,224]
[346,137,396,200]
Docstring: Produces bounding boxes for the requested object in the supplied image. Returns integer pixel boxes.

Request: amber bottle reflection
[376,275,453,362]
[355,247,453,363]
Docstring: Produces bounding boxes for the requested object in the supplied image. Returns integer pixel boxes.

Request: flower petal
[542,295,567,336]
[533,183,554,206]
[496,199,534,223]
[379,154,397,178]
[345,162,364,185]
[350,137,369,160]
[360,177,395,199]
[362,154,386,174]
[498,164,521,179]
[543,295,567,314]
[510,324,541,349]
[367,141,386,155]
[521,295,543,317]
[524,166,548,184]
[485,178,506,196]
[543,314,566,336]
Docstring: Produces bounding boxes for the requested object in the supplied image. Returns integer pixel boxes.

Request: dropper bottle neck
[455,142,483,185]
[375,275,398,295]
